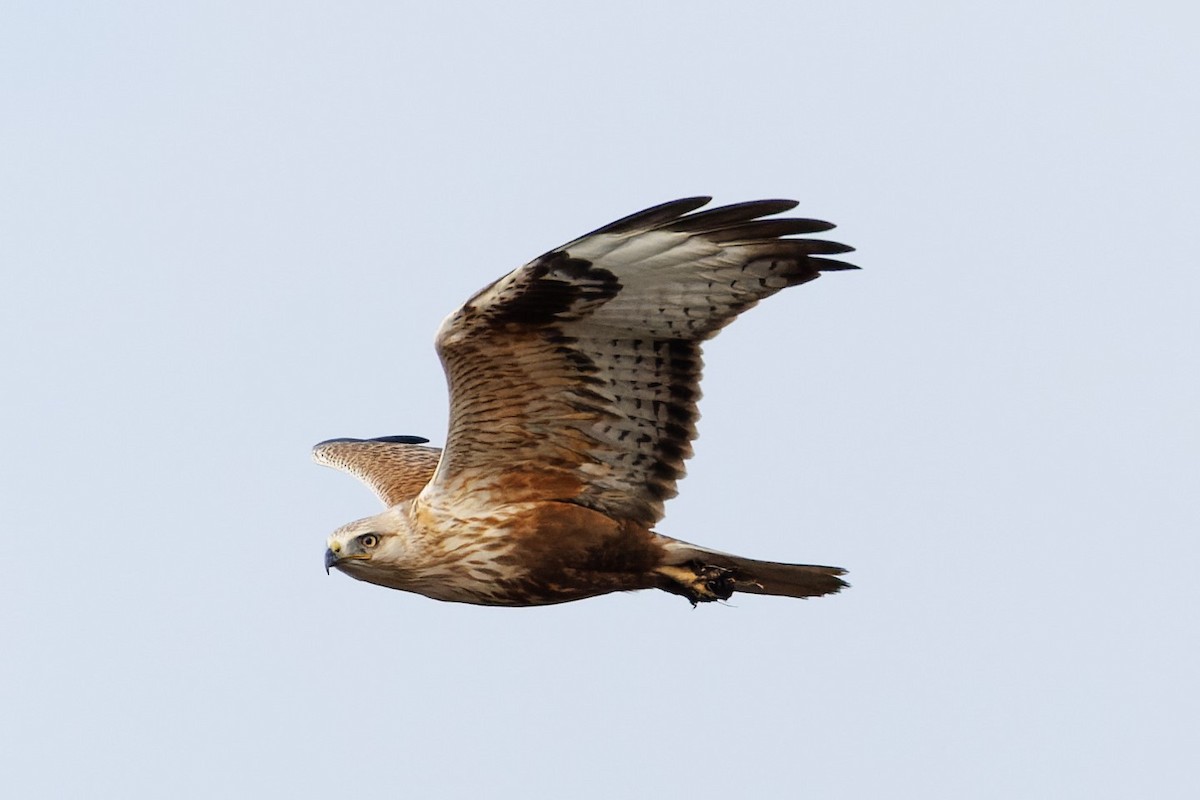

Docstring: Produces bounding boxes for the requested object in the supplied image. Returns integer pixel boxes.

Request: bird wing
[423,197,856,527]
[312,436,442,507]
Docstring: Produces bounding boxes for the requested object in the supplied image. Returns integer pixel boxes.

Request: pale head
[324,506,415,588]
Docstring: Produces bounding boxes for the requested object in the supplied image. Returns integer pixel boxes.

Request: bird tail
[665,542,848,599]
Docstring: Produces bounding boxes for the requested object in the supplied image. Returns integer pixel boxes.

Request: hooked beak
[324,548,339,575]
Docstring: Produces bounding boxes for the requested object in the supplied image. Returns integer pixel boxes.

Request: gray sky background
[3,2,1197,798]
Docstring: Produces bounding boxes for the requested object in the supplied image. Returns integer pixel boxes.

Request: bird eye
[359,534,379,549]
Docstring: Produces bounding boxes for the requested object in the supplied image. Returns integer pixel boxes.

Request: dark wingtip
[584,197,714,237]
[313,434,431,447]
[810,256,861,271]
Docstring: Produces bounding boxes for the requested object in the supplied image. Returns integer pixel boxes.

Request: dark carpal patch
[489,251,620,328]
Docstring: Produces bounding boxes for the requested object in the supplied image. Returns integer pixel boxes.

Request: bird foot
[656,563,735,606]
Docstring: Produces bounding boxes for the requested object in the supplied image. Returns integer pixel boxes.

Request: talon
[700,566,734,601]
[655,562,736,604]
[704,569,734,600]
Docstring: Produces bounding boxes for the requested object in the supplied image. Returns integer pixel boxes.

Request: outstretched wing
[424,197,855,526]
[313,436,442,507]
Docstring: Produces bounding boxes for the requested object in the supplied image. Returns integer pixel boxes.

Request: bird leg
[655,562,735,606]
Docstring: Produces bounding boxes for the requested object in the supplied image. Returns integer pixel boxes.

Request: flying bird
[316,197,856,606]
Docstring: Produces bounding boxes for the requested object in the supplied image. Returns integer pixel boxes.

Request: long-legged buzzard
[316,197,856,606]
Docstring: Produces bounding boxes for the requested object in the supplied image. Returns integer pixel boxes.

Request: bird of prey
[316,197,855,606]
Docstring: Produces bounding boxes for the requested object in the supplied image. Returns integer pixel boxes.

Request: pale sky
[3,2,1198,798]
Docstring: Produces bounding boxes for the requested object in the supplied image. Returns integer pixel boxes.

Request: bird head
[324,506,414,587]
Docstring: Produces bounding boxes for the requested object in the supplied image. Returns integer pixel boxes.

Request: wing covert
[313,436,442,507]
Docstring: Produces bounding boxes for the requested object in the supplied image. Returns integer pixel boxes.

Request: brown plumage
[316,197,854,606]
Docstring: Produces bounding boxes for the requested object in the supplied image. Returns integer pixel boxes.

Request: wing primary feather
[314,435,431,446]
[807,256,861,271]
[661,199,800,232]
[582,197,713,237]
[701,220,847,243]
